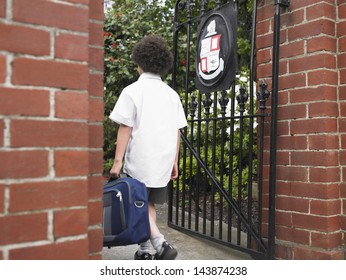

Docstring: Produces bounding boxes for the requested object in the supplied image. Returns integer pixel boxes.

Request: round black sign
[196,4,237,92]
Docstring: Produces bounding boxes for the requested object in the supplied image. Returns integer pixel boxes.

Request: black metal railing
[169,0,288,259]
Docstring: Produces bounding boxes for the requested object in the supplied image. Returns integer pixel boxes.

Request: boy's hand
[110,161,122,178]
[171,162,179,180]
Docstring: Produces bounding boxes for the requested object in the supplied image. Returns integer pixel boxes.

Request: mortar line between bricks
[0,18,89,36]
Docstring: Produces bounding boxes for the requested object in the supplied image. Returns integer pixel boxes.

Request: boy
[109,35,187,260]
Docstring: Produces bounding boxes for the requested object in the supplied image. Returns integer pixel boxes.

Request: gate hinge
[276,0,290,8]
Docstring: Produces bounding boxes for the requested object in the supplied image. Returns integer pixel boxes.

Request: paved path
[102,203,253,260]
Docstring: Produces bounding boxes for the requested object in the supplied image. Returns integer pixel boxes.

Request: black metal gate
[168,0,289,259]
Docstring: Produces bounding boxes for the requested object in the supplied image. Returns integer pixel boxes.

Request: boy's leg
[135,202,164,260]
[148,202,165,251]
[135,186,177,260]
[134,190,163,260]
[147,188,177,260]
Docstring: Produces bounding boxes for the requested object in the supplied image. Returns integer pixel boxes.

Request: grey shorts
[147,186,167,205]
[122,173,167,204]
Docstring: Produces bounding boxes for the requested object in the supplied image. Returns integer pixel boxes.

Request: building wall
[257,0,345,259]
[0,0,104,259]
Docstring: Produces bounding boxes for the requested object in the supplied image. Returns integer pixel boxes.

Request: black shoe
[134,251,155,260]
[155,241,177,260]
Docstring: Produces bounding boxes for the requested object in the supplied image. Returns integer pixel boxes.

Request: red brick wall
[257,0,345,259]
[0,0,104,260]
[339,0,346,254]
[87,0,104,260]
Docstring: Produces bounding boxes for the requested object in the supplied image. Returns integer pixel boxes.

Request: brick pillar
[339,0,346,253]
[257,0,345,259]
[87,0,104,260]
[0,0,104,259]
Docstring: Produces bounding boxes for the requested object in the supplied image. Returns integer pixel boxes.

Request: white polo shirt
[109,73,187,188]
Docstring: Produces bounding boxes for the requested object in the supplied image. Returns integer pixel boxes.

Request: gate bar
[268,0,290,259]
[246,0,257,250]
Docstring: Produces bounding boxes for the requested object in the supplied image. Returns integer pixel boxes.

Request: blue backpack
[102,177,150,247]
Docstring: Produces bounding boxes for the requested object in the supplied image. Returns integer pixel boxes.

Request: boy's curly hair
[132,35,173,76]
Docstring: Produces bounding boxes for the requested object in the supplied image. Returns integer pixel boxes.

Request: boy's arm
[171,130,181,180]
[110,124,133,178]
